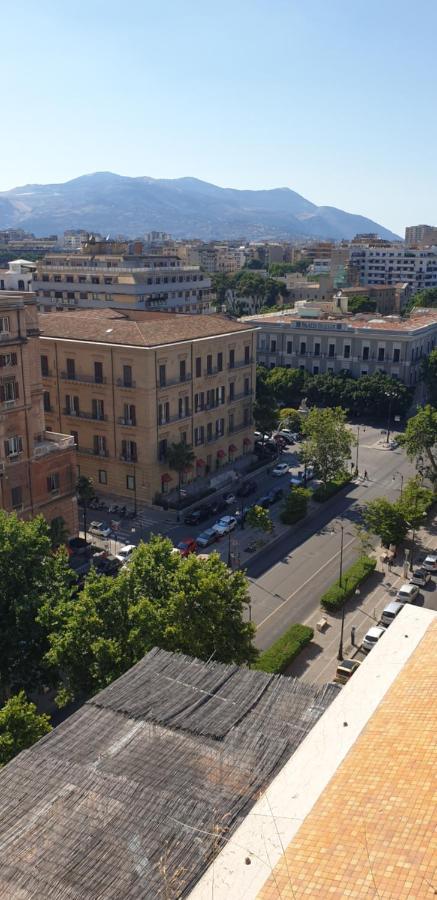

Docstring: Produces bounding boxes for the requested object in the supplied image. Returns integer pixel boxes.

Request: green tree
[266,366,306,407]
[422,349,437,404]
[399,405,437,492]
[0,512,72,699]
[166,442,196,509]
[49,515,69,549]
[0,692,52,767]
[246,505,273,533]
[280,486,310,524]
[278,408,302,433]
[253,399,279,439]
[211,273,233,305]
[76,475,95,542]
[245,258,264,270]
[404,286,437,314]
[363,498,408,547]
[301,406,354,488]
[43,536,257,705]
[397,476,434,527]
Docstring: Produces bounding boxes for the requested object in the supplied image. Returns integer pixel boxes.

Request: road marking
[256,535,357,629]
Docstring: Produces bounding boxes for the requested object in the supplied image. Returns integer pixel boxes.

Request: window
[66,358,75,379]
[243,407,250,426]
[194,425,204,446]
[126,474,135,491]
[0,380,19,402]
[393,348,400,363]
[229,349,235,369]
[216,417,224,436]
[270,339,277,353]
[195,357,201,377]
[158,438,167,461]
[344,345,351,359]
[207,422,213,441]
[0,353,17,368]
[328,344,335,358]
[123,365,133,387]
[11,485,22,509]
[180,431,187,445]
[158,364,166,387]
[313,365,319,375]
[70,430,78,447]
[300,341,306,355]
[244,345,250,364]
[65,394,79,415]
[286,341,292,354]
[5,435,23,457]
[228,412,234,432]
[217,352,223,371]
[41,355,49,377]
[314,343,320,357]
[98,469,107,485]
[229,382,235,401]
[94,362,103,384]
[179,359,186,381]
[195,392,204,412]
[378,347,385,362]
[362,346,369,361]
[121,439,137,462]
[43,390,51,412]
[92,398,105,420]
[178,397,189,418]
[123,403,136,426]
[93,435,107,456]
[47,472,60,492]
[207,354,213,374]
[244,377,250,395]
[158,401,170,424]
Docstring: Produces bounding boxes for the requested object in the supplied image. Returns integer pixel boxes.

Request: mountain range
[0,172,400,241]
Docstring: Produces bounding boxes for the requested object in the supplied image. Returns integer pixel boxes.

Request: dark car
[236,479,257,498]
[267,487,284,504]
[208,496,227,516]
[184,506,210,526]
[92,552,122,576]
[257,495,272,508]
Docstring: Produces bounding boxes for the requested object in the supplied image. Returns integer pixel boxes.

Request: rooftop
[39,308,257,347]
[0,649,338,900]
[247,309,437,333]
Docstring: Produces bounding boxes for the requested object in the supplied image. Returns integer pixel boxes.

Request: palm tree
[166,442,195,518]
[76,475,95,542]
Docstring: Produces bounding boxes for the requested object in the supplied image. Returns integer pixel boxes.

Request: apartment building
[405,224,437,248]
[0,259,37,291]
[33,240,214,315]
[40,309,257,505]
[349,243,437,294]
[250,309,437,385]
[0,292,77,532]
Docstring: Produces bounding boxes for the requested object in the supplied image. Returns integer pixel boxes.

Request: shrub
[312,471,351,502]
[280,486,310,524]
[321,555,376,611]
[253,624,314,674]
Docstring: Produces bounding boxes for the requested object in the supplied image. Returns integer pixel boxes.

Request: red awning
[217,449,225,458]
[229,444,237,452]
[196,459,205,467]
[243,437,251,445]
[161,473,173,483]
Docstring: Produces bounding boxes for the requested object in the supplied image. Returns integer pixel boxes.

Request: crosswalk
[112,510,175,543]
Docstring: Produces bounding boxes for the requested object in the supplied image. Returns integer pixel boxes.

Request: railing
[158,411,191,426]
[63,409,108,421]
[156,374,192,388]
[229,421,252,434]
[203,366,224,377]
[116,378,136,388]
[228,390,253,403]
[117,417,136,427]
[206,433,225,444]
[61,371,108,384]
[120,454,138,463]
[228,358,253,369]
[79,447,109,457]
[33,431,75,458]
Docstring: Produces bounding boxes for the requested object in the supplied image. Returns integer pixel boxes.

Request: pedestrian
[364,469,368,480]
[351,626,356,646]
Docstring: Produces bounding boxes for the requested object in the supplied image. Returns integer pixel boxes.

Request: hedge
[253,624,314,674]
[312,472,352,502]
[321,555,376,611]
[280,486,311,524]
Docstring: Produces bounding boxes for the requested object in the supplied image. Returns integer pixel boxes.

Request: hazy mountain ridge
[0,172,400,241]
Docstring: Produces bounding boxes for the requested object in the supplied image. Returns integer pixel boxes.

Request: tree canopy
[301,406,354,487]
[0,691,52,767]
[347,295,377,314]
[246,505,273,533]
[399,405,437,491]
[363,476,434,547]
[422,349,437,404]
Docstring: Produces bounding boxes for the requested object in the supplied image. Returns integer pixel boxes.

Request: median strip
[253,624,314,674]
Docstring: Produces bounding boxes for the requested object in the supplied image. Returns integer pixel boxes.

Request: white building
[0,259,37,291]
[349,244,437,294]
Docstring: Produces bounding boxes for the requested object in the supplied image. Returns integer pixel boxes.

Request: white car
[290,466,314,485]
[212,516,237,537]
[396,583,419,604]
[362,625,386,652]
[253,431,270,442]
[115,544,136,564]
[272,462,289,477]
[89,521,112,539]
[422,554,437,572]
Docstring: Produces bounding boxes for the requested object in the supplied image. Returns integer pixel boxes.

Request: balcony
[117,417,136,427]
[120,454,138,463]
[228,357,253,370]
[203,366,223,378]
[33,431,75,458]
[228,390,253,403]
[63,409,108,421]
[61,371,108,385]
[206,432,225,445]
[156,374,192,389]
[158,410,192,426]
[116,378,136,389]
[79,447,109,458]
[229,421,252,434]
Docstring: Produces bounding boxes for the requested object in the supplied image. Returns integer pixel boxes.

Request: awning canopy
[161,473,173,483]
[229,444,237,452]
[217,449,225,458]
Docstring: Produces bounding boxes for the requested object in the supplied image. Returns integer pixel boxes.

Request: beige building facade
[40,309,257,506]
[0,292,78,533]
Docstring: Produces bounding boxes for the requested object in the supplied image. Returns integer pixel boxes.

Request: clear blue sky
[1,0,436,235]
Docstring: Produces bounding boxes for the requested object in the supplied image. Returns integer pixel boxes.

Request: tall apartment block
[405,224,437,248]
[33,240,214,315]
[348,243,437,294]
[0,292,77,532]
[40,309,257,506]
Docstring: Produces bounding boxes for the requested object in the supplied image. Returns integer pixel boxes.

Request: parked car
[290,467,314,486]
[92,551,121,576]
[175,537,197,557]
[223,491,237,506]
[421,553,437,572]
[236,479,257,498]
[410,567,432,588]
[257,494,272,508]
[208,497,227,516]
[267,486,284,504]
[254,431,271,442]
[396,583,420,604]
[274,430,296,445]
[333,659,361,685]
[380,600,403,627]
[196,528,218,548]
[212,516,237,537]
[68,536,92,557]
[272,462,290,477]
[184,507,210,526]
[362,625,386,652]
[115,544,137,564]
[89,521,112,539]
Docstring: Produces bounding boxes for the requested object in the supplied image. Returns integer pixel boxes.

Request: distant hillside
[0,172,401,241]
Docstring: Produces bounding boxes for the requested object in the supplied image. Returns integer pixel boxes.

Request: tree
[245,258,264,270]
[363,498,408,547]
[49,516,69,550]
[399,405,437,492]
[76,475,95,542]
[0,692,52,767]
[253,399,279,438]
[246,505,273,533]
[166,442,196,510]
[422,349,437,404]
[43,536,257,705]
[280,487,310,524]
[404,286,437,314]
[278,408,302,433]
[301,406,354,488]
[0,512,72,700]
[347,295,377,314]
[265,366,306,407]
[397,476,434,527]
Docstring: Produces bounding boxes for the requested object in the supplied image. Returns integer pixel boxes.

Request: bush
[321,555,376,611]
[253,624,314,674]
[280,486,310,524]
[312,471,352,502]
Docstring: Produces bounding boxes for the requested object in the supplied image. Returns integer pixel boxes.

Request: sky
[1,0,436,235]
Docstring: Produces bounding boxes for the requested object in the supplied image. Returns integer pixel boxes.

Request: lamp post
[337,520,346,661]
[355,425,360,475]
[392,471,404,498]
[227,529,232,568]
[385,391,395,444]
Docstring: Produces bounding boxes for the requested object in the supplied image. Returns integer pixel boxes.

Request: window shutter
[92,399,97,417]
[0,357,3,368]
[46,476,51,492]
[14,381,19,399]
[93,435,99,453]
[18,436,23,452]
[11,352,17,365]
[4,440,9,456]
[0,385,5,402]
[122,440,127,456]
[65,394,70,410]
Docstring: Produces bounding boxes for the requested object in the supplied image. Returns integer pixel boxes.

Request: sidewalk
[284,523,437,685]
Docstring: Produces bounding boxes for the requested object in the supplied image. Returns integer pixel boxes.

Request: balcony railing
[79,447,109,457]
[63,409,108,421]
[203,366,224,377]
[158,410,192,426]
[117,417,136,427]
[156,374,192,389]
[61,371,108,384]
[120,454,138,463]
[228,357,253,370]
[116,378,136,389]
[228,421,252,434]
[33,431,75,458]
[228,390,253,403]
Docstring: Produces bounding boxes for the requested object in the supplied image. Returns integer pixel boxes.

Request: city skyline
[1,0,437,234]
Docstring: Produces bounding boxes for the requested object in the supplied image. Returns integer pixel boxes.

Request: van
[380,600,403,627]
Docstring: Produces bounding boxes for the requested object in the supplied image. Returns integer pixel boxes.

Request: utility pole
[355,425,360,475]
[386,392,394,444]
[337,521,346,661]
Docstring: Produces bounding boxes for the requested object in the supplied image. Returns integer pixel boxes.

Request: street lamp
[337,520,346,661]
[227,530,232,568]
[392,471,404,498]
[354,424,365,475]
[385,391,396,444]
